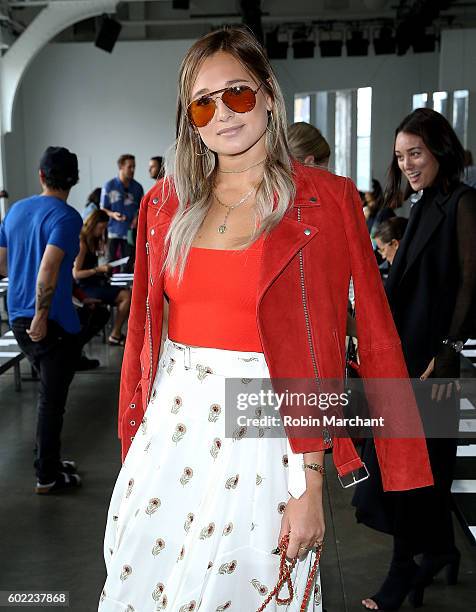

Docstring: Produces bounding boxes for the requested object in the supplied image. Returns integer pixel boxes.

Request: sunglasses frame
[187,82,263,128]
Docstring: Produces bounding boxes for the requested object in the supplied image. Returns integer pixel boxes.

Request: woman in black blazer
[356,108,476,611]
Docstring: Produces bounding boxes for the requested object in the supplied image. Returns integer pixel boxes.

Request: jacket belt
[332,437,368,487]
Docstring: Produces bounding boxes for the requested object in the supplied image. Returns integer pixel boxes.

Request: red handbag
[256,534,322,611]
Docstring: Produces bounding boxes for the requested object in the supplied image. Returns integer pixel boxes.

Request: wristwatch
[442,339,464,353]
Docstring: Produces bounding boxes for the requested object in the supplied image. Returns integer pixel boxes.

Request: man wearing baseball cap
[0,146,83,494]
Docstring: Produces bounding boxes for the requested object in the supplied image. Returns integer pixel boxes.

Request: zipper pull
[145,241,149,255]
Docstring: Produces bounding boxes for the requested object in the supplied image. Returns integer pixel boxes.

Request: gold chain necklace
[217,158,266,174]
[214,187,255,234]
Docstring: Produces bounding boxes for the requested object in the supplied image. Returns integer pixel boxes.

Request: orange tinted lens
[188,97,216,127]
[222,87,256,113]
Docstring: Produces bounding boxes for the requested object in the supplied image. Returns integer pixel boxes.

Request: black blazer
[385,183,474,378]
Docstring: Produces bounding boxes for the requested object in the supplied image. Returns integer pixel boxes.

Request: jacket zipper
[297,208,332,447]
[145,241,153,404]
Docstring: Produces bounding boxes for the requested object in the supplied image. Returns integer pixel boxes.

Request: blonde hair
[288,122,331,168]
[163,26,295,281]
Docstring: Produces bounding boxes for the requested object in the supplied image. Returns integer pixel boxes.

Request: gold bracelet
[303,463,325,475]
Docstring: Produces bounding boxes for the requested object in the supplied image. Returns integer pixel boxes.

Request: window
[294,94,311,123]
[334,90,352,178]
[294,87,373,186]
[412,89,469,147]
[412,93,428,110]
[356,87,372,192]
[453,90,469,147]
[432,91,448,115]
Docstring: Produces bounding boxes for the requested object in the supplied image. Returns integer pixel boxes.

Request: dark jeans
[76,305,110,348]
[12,318,80,483]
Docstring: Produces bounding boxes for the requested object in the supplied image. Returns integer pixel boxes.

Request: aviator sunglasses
[187,83,263,128]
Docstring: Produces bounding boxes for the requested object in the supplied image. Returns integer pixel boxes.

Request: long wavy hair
[162,26,295,281]
[80,209,109,253]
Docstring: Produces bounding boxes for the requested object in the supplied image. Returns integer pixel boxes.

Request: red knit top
[165,236,264,352]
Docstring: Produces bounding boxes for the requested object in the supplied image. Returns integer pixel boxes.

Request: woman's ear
[264,78,273,112]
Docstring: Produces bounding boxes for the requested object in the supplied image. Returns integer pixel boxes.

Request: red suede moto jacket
[118,162,433,493]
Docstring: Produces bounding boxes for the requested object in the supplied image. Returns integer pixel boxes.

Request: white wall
[7,40,190,210]
[4,87,27,203]
[1,36,462,209]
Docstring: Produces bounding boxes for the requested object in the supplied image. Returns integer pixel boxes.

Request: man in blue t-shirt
[100,154,144,268]
[0,147,83,494]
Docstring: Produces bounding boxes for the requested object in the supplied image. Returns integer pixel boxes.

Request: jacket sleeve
[118,191,150,438]
[340,178,405,368]
[339,178,433,491]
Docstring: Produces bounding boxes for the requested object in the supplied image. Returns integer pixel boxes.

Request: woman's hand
[419,357,435,381]
[420,357,460,401]
[96,263,112,274]
[278,487,325,560]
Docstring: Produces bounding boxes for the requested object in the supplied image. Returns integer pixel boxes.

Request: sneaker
[35,471,82,495]
[60,460,78,474]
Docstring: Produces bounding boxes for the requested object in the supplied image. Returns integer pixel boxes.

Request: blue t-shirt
[100,177,144,239]
[0,195,83,334]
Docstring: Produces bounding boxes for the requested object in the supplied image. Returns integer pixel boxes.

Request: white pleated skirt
[99,338,323,612]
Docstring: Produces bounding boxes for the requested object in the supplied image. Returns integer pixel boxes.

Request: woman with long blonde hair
[99,27,432,611]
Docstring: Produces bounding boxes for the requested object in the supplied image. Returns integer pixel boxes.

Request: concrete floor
[0,339,474,612]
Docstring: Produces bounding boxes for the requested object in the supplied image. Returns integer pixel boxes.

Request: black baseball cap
[39,146,79,189]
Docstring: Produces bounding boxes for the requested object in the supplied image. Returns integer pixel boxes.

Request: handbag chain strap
[256,534,322,612]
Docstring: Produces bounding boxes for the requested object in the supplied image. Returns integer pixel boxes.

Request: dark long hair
[385,108,465,207]
[374,217,408,244]
[367,178,384,213]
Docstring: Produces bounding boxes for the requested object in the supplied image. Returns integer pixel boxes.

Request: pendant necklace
[214,187,255,234]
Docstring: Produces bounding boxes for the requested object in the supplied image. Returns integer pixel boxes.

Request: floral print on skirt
[99,338,323,611]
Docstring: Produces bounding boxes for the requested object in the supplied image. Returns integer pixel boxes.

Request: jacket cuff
[287,439,306,499]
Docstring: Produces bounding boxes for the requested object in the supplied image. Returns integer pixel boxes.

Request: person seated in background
[288,121,331,168]
[374,217,408,279]
[363,178,395,236]
[72,284,110,370]
[73,209,131,346]
[82,187,102,221]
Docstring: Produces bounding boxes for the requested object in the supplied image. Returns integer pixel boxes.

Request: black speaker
[95,15,122,53]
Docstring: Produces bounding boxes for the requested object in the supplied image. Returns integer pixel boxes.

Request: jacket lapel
[388,191,449,293]
[404,193,447,274]
[149,180,320,305]
[257,214,318,305]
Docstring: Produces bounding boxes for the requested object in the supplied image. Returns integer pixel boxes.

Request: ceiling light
[373,26,396,55]
[346,30,369,56]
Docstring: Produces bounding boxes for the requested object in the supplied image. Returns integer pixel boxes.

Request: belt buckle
[337,462,369,489]
[171,343,192,370]
[183,345,191,370]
